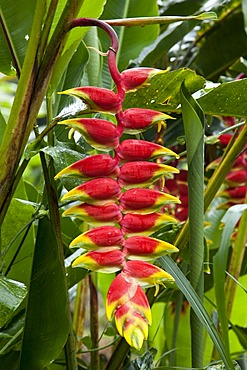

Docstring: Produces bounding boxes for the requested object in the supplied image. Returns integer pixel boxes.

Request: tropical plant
[0,1,246,370]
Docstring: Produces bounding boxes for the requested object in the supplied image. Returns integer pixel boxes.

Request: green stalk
[174,123,247,251]
[105,338,129,370]
[89,274,99,370]
[181,83,204,367]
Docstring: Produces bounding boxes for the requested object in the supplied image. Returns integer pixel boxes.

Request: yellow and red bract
[120,67,161,91]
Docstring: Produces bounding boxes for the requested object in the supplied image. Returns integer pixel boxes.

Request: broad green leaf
[213,204,247,356]
[123,68,205,112]
[181,82,205,366]
[0,0,37,75]
[0,277,27,328]
[231,324,247,349]
[19,216,70,370]
[159,256,235,370]
[198,78,247,118]
[192,10,247,80]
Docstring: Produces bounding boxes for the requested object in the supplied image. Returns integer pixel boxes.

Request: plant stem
[89,274,99,370]
[104,338,129,370]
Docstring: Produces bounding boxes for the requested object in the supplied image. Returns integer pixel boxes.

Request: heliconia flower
[121,212,178,236]
[62,203,122,226]
[106,272,151,324]
[61,178,122,205]
[116,139,179,161]
[226,169,247,184]
[58,118,120,151]
[58,87,122,114]
[120,67,161,91]
[123,260,175,294]
[218,133,232,146]
[72,248,125,273]
[115,306,149,350]
[219,186,247,199]
[120,188,180,214]
[122,108,173,134]
[118,161,179,188]
[54,154,119,180]
[123,236,179,260]
[69,226,125,250]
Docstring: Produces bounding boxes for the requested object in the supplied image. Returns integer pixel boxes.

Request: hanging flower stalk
[55,18,180,350]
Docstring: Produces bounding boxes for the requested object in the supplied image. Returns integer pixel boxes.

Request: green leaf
[193,10,247,80]
[19,216,70,370]
[123,68,205,112]
[231,324,247,349]
[180,82,205,367]
[0,0,38,75]
[198,78,247,118]
[0,277,27,328]
[213,204,247,355]
[159,256,234,370]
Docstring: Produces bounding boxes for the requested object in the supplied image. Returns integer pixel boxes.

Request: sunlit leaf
[0,277,27,328]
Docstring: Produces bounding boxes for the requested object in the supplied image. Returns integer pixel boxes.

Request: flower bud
[220,185,247,199]
[116,139,179,161]
[61,178,122,205]
[123,236,179,260]
[72,248,124,273]
[59,87,122,114]
[121,212,178,236]
[119,161,179,188]
[226,169,247,184]
[54,154,119,180]
[120,67,161,91]
[120,188,180,214]
[70,226,125,250]
[62,203,122,226]
[122,108,173,134]
[123,260,175,294]
[58,118,120,151]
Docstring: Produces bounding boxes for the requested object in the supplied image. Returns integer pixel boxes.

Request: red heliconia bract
[59,86,122,114]
[58,118,120,151]
[55,154,120,180]
[120,67,161,91]
[70,226,125,249]
[116,139,178,161]
[118,161,179,188]
[62,178,122,205]
[122,108,173,134]
[120,188,180,214]
[121,212,178,236]
[63,203,122,226]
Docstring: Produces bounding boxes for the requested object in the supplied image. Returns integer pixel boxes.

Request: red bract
[120,67,161,91]
[58,118,120,151]
[55,154,119,180]
[226,169,247,184]
[119,161,179,188]
[122,108,173,134]
[70,226,125,250]
[220,186,247,199]
[116,139,178,161]
[121,212,178,236]
[120,188,180,214]
[59,86,122,114]
[62,178,122,205]
[63,203,122,226]
[123,236,178,260]
[72,248,125,272]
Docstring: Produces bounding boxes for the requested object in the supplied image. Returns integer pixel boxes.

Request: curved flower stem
[89,274,99,370]
[69,18,125,101]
